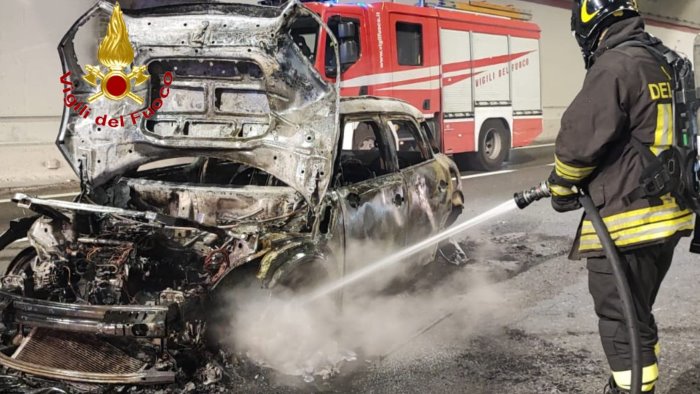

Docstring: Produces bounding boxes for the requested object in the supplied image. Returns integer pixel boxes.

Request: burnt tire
[470,120,510,171]
[204,256,334,350]
[271,256,330,293]
[5,247,37,296]
[6,247,36,275]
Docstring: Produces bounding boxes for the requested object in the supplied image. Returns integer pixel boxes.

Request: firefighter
[549,1,695,392]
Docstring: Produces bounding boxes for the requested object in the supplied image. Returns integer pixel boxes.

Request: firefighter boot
[604,376,627,394]
[604,376,656,394]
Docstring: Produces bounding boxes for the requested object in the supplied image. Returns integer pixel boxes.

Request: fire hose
[514,182,643,394]
[691,216,700,254]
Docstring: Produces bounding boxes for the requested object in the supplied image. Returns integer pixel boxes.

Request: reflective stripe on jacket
[579,196,694,252]
[554,17,693,259]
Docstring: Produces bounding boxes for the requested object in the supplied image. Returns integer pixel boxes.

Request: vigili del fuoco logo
[59,2,173,128]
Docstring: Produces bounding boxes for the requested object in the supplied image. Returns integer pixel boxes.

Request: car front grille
[13,328,145,375]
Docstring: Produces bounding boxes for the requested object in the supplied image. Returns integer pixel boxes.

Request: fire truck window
[289,15,320,62]
[324,16,361,77]
[387,119,431,168]
[396,22,423,66]
[335,120,392,185]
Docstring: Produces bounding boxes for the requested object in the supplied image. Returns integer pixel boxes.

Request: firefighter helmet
[571,0,640,66]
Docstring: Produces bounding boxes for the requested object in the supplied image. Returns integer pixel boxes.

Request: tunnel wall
[0,0,95,188]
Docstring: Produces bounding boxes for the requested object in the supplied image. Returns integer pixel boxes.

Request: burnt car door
[332,115,408,274]
[384,116,453,264]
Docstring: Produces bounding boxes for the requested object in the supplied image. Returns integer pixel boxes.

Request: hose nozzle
[514,181,551,209]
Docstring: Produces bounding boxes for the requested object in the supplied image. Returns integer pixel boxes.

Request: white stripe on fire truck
[377,80,439,91]
[442,69,476,79]
[342,64,513,91]
[342,51,533,91]
[340,66,440,88]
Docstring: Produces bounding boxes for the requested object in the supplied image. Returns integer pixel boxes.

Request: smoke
[219,237,509,382]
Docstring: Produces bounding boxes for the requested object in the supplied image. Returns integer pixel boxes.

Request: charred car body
[0,1,463,384]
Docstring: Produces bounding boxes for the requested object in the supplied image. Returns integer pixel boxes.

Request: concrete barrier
[0,116,77,188]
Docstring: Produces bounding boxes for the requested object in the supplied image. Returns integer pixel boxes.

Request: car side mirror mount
[346,192,361,208]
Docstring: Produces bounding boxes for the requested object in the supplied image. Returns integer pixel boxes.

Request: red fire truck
[290,1,543,170]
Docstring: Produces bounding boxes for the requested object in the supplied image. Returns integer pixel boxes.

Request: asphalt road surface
[1,144,699,393]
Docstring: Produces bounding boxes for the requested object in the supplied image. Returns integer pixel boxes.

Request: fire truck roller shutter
[466,33,513,171]
[510,36,543,148]
[439,28,475,163]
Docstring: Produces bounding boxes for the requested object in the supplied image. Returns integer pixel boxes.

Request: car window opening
[335,120,392,185]
[421,121,441,154]
[387,119,432,168]
[289,14,320,62]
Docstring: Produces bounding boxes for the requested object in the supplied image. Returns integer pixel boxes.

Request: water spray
[306,183,551,304]
[302,199,518,303]
[513,182,643,394]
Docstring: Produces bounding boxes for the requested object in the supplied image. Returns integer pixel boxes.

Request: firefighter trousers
[586,237,679,378]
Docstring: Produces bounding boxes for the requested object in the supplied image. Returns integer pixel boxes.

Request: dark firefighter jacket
[554,17,694,259]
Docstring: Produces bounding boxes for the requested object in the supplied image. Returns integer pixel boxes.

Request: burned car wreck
[0,0,463,385]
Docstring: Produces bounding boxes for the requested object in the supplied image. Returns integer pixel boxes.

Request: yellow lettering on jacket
[648,82,672,100]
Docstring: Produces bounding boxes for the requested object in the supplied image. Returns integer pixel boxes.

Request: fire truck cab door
[387,13,439,116]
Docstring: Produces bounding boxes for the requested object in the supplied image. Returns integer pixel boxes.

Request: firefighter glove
[548,170,582,212]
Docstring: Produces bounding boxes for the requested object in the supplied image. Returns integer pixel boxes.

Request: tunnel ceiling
[112,0,700,29]
[483,0,700,31]
[639,0,700,29]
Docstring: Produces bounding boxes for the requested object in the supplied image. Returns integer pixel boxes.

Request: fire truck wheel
[471,120,510,171]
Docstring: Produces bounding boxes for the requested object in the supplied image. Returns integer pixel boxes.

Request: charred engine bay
[0,158,314,383]
[10,158,308,305]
